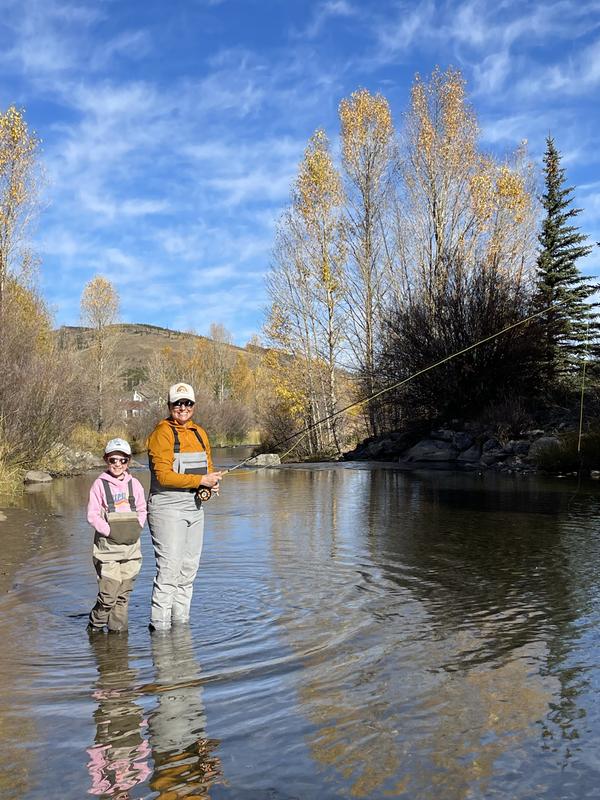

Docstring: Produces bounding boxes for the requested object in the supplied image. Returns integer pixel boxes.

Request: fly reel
[197,486,212,502]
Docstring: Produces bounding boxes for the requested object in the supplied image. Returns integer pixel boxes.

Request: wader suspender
[168,422,210,458]
[101,478,137,513]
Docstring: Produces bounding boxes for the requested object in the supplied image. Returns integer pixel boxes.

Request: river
[1,450,600,799]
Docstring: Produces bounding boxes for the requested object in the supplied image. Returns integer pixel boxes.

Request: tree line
[263,68,599,458]
[1,68,598,484]
[0,106,275,485]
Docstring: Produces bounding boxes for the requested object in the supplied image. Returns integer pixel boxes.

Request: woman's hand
[200,471,223,489]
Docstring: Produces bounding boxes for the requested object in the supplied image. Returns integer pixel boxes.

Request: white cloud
[302,0,359,39]
[89,29,153,70]
[369,1,436,65]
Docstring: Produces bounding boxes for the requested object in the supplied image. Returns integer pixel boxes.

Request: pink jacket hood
[87,471,147,537]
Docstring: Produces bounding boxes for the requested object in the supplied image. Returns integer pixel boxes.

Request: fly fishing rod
[198,297,573,501]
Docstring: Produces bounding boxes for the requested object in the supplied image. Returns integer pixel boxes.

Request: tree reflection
[265,466,596,796]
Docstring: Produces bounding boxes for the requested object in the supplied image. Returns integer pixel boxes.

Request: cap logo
[177,384,187,392]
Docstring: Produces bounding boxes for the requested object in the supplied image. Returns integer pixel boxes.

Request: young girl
[87,438,147,633]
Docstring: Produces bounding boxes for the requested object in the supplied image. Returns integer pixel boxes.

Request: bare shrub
[533,431,600,474]
[375,257,542,426]
[478,398,534,442]
[0,278,81,468]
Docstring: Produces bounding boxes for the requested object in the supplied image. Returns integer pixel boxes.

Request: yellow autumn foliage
[339,88,393,169]
[400,67,536,294]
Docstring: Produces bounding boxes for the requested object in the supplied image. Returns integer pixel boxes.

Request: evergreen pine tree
[535,136,597,391]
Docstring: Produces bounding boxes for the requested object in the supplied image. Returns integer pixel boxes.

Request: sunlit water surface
[2,450,600,799]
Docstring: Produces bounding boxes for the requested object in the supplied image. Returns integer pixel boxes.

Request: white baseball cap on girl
[104,437,132,456]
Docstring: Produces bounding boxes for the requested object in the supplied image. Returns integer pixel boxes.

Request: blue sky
[1,0,599,344]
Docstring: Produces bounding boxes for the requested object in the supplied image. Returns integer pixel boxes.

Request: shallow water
[2,452,600,799]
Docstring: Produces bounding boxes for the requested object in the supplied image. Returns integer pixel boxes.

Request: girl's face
[104,452,130,479]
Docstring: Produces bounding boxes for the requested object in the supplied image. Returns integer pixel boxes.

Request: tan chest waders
[101,478,141,545]
[168,422,212,500]
[169,423,209,476]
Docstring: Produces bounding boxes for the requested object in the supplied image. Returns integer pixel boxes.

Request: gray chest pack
[169,423,208,477]
[101,478,141,546]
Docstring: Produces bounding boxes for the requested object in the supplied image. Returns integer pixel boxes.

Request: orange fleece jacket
[147,418,214,490]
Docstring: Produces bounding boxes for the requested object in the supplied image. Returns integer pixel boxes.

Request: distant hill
[56,323,262,378]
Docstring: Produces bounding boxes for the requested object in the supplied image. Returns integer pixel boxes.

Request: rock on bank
[343,426,561,474]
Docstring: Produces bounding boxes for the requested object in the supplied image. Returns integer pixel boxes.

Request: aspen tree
[295,130,345,452]
[207,322,235,403]
[0,106,39,315]
[265,130,345,455]
[339,89,395,435]
[379,68,539,422]
[397,67,535,308]
[80,276,121,432]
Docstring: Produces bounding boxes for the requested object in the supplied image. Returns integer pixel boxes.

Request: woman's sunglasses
[172,399,195,408]
[108,457,130,465]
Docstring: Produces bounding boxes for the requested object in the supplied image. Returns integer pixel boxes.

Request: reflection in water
[146,627,221,798]
[3,461,600,799]
[86,628,221,799]
[263,467,597,797]
[87,634,151,798]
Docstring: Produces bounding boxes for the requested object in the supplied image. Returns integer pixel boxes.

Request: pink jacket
[87,471,147,537]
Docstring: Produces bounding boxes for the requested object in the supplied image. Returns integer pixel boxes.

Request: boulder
[528,436,560,461]
[366,438,394,458]
[482,437,501,453]
[405,439,458,462]
[453,432,473,451]
[431,429,454,442]
[246,453,281,467]
[457,444,481,462]
[507,440,530,456]
[480,450,505,466]
[23,470,53,484]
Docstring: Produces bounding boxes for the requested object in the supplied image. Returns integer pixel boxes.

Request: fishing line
[567,320,590,513]
[218,296,574,477]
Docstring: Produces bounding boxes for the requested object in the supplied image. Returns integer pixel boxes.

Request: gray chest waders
[169,423,212,502]
[101,479,141,545]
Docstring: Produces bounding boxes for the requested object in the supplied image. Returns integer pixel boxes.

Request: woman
[147,382,222,631]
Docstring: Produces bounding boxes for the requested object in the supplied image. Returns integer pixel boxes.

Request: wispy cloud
[3,0,600,339]
[301,0,359,39]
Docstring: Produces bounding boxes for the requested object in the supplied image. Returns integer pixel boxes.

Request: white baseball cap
[104,437,132,456]
[168,382,196,403]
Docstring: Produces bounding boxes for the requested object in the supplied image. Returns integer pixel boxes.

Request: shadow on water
[3,458,600,799]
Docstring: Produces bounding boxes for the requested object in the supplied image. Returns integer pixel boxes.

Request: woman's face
[169,399,195,425]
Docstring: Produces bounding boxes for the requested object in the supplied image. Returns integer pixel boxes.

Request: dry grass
[68,424,131,456]
[0,439,24,499]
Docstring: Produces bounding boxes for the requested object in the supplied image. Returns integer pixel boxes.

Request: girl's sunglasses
[172,399,195,408]
[108,457,130,465]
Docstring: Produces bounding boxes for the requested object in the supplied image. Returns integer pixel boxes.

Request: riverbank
[342,422,600,477]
